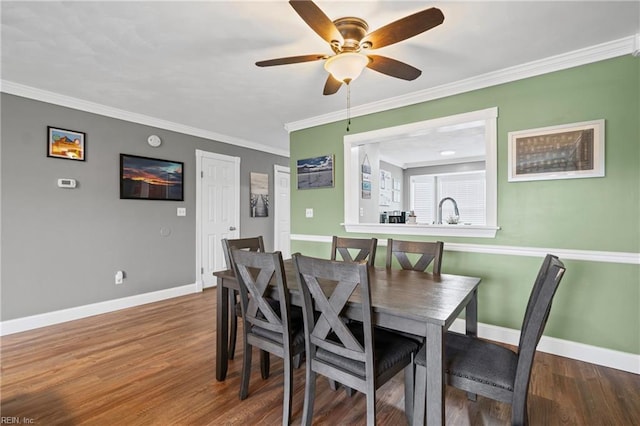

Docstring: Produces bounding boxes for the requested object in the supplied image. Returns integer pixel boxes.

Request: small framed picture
[47,126,86,161]
[297,154,334,189]
[250,172,269,217]
[508,119,604,182]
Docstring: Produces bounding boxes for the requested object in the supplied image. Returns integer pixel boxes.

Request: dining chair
[222,236,265,360]
[292,253,420,426]
[386,239,444,273]
[412,254,566,426]
[229,248,305,426]
[330,236,378,266]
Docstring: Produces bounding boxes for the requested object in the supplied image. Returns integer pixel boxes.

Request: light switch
[360,207,364,217]
[305,208,313,218]
[177,207,186,216]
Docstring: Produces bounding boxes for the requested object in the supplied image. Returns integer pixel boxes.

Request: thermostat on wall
[57,178,77,188]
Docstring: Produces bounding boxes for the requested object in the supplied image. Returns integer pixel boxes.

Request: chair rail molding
[290,234,640,265]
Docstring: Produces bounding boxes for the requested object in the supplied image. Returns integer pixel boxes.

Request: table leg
[465,288,478,402]
[216,276,229,381]
[466,288,478,337]
[425,323,444,426]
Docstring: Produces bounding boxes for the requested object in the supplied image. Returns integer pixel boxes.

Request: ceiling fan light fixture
[324,52,369,84]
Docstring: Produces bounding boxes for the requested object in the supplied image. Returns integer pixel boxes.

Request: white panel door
[274,165,291,259]
[198,151,240,289]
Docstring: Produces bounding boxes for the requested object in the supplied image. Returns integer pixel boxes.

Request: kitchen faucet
[437,197,460,224]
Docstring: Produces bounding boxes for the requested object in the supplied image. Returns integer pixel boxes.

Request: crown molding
[285,35,638,133]
[0,81,290,158]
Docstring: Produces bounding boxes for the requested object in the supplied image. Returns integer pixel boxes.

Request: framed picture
[120,154,184,201]
[297,154,334,189]
[362,180,371,199]
[250,172,269,217]
[47,126,85,161]
[508,119,605,182]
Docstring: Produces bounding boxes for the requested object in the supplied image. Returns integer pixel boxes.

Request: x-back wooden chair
[330,236,378,266]
[413,254,566,426]
[293,253,419,425]
[230,248,305,426]
[386,239,444,274]
[222,236,264,360]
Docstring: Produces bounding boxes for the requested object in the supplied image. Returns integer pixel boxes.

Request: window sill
[342,223,500,238]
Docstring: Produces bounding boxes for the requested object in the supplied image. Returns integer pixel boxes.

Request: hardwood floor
[1,289,638,425]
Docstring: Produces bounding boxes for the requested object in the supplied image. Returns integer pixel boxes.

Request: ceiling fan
[256,0,445,95]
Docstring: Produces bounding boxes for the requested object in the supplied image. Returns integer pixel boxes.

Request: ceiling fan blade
[256,54,327,67]
[289,0,344,45]
[363,7,444,50]
[366,55,421,81]
[323,74,343,95]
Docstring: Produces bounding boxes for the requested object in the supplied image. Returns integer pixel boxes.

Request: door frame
[195,149,240,292]
[273,164,291,256]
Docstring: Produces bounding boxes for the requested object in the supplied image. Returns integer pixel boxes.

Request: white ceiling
[2,1,639,157]
[377,120,486,168]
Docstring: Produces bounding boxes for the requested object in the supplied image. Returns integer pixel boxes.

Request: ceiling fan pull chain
[346,83,351,132]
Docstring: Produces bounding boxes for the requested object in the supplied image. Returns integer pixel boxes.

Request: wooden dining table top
[214,258,481,332]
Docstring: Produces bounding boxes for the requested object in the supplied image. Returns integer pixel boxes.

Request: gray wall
[0,94,288,320]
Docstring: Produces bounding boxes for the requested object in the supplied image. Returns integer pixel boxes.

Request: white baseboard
[0,284,199,336]
[449,319,640,375]
[2,283,636,375]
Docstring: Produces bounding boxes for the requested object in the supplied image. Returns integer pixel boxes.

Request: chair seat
[248,298,306,353]
[239,299,305,333]
[316,323,419,379]
[250,321,306,353]
[416,332,518,392]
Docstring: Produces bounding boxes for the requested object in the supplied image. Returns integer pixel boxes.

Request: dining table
[213,259,481,426]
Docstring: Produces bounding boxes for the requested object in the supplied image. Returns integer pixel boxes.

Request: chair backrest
[330,236,378,267]
[229,249,293,343]
[513,254,566,410]
[222,236,265,270]
[385,239,444,273]
[292,253,374,380]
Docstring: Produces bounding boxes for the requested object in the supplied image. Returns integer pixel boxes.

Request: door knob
[229,226,237,231]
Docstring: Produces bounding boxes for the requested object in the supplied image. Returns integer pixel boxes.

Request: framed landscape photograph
[250,172,269,217]
[508,119,605,182]
[297,154,334,189]
[47,126,85,161]
[120,154,184,201]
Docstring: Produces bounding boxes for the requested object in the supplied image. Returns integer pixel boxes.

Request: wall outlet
[115,270,124,285]
[305,208,313,218]
[177,207,186,216]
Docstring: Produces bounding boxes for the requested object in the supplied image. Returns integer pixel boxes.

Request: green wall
[289,56,640,355]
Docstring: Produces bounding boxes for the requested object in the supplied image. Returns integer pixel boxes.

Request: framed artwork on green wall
[508,119,605,182]
[297,154,334,189]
